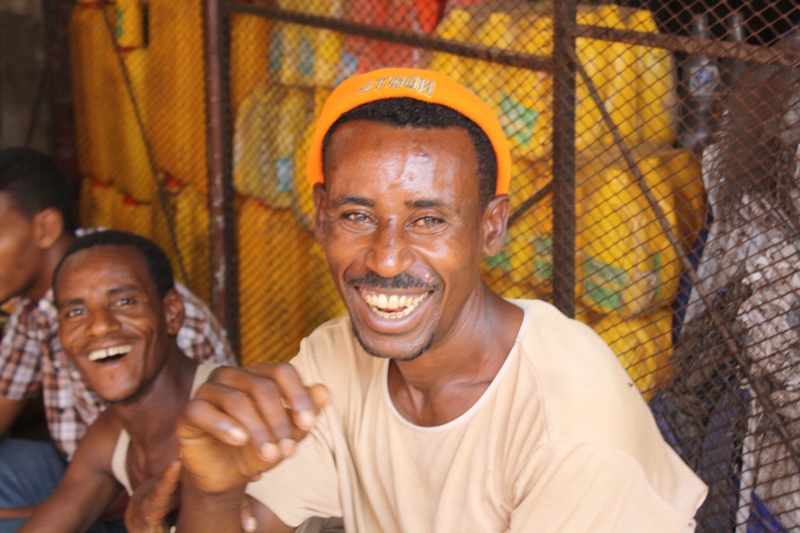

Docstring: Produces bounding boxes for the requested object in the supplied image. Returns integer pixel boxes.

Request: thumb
[309,384,329,414]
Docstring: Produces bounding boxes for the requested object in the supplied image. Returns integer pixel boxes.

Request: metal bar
[576,24,800,70]
[227,1,552,72]
[551,0,577,318]
[205,0,238,353]
[570,45,800,473]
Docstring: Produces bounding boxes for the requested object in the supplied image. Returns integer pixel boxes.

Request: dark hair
[54,230,175,299]
[321,98,498,209]
[0,147,75,233]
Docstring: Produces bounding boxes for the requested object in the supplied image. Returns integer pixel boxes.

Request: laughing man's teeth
[362,292,429,319]
[88,344,133,362]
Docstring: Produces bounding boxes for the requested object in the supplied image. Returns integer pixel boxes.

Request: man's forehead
[324,122,479,204]
[59,246,150,288]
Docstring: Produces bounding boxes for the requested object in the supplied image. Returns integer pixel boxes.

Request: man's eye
[412,215,445,228]
[343,212,370,224]
[64,308,85,319]
[115,297,135,307]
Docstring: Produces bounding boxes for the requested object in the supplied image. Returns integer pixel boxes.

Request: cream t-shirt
[246,299,707,532]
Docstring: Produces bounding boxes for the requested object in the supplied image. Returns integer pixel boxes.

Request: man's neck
[387,287,523,426]
[114,351,198,446]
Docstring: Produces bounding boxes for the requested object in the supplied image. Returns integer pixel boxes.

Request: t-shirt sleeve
[509,442,704,533]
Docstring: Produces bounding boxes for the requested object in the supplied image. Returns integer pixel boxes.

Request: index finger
[209,364,326,433]
[244,363,326,431]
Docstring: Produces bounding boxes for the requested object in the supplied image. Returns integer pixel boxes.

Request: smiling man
[167,68,708,533]
[0,148,234,531]
[19,231,227,532]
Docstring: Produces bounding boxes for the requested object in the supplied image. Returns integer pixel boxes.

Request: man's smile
[359,289,431,319]
[87,343,134,362]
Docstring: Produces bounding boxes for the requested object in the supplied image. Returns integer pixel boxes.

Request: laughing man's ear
[482,194,510,258]
[33,208,65,250]
[162,289,185,335]
[313,182,327,244]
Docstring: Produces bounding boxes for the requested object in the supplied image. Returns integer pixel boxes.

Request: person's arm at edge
[0,396,26,437]
[18,413,124,533]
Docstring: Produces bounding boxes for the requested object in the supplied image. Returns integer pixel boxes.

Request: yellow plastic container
[468,12,514,119]
[116,193,153,240]
[574,7,609,151]
[425,8,474,85]
[151,176,211,304]
[115,46,157,202]
[499,10,553,161]
[233,83,313,209]
[145,0,208,195]
[80,178,120,229]
[230,11,273,120]
[237,197,310,366]
[627,10,677,148]
[596,5,640,147]
[115,0,145,49]
[593,306,674,400]
[69,0,118,184]
[576,161,679,318]
[272,0,343,88]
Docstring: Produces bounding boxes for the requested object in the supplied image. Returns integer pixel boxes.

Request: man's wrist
[177,475,246,532]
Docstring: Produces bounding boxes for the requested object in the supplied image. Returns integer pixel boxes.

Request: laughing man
[168,68,708,533]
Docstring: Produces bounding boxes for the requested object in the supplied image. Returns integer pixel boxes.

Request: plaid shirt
[0,283,235,459]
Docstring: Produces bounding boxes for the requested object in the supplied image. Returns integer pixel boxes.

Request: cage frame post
[551,0,577,317]
[204,0,239,354]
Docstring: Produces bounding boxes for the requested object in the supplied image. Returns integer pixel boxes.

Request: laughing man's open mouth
[88,344,133,362]
[360,290,431,319]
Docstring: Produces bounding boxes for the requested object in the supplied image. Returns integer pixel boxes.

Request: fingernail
[297,410,315,431]
[228,427,248,444]
[260,442,280,462]
[278,438,296,457]
[244,516,257,532]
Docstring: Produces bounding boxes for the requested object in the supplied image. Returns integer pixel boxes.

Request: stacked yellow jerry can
[232,1,347,365]
[71,0,211,304]
[429,2,705,400]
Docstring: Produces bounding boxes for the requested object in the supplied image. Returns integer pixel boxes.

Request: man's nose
[87,308,122,336]
[365,224,414,279]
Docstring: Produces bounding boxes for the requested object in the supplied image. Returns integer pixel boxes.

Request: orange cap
[306,68,511,195]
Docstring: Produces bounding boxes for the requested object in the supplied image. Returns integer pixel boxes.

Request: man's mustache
[349,272,435,291]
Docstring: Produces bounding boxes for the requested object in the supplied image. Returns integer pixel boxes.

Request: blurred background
[1,0,799,530]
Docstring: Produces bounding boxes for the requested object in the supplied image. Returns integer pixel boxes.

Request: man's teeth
[88,344,133,362]
[362,292,429,319]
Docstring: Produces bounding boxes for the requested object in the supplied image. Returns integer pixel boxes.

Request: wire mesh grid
[68,0,800,530]
[69,0,212,314]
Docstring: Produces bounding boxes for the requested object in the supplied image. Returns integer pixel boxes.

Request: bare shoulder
[71,409,125,475]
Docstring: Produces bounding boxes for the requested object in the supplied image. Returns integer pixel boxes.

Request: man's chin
[351,323,435,362]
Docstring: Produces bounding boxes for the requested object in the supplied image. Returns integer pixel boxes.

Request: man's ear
[162,289,185,335]
[313,182,327,244]
[32,208,65,250]
[482,194,510,258]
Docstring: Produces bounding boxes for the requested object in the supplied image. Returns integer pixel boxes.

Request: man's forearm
[176,480,245,533]
[0,504,38,518]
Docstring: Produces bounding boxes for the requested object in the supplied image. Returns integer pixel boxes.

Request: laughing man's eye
[64,308,85,319]
[114,297,136,307]
[343,211,371,224]
[411,215,445,228]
